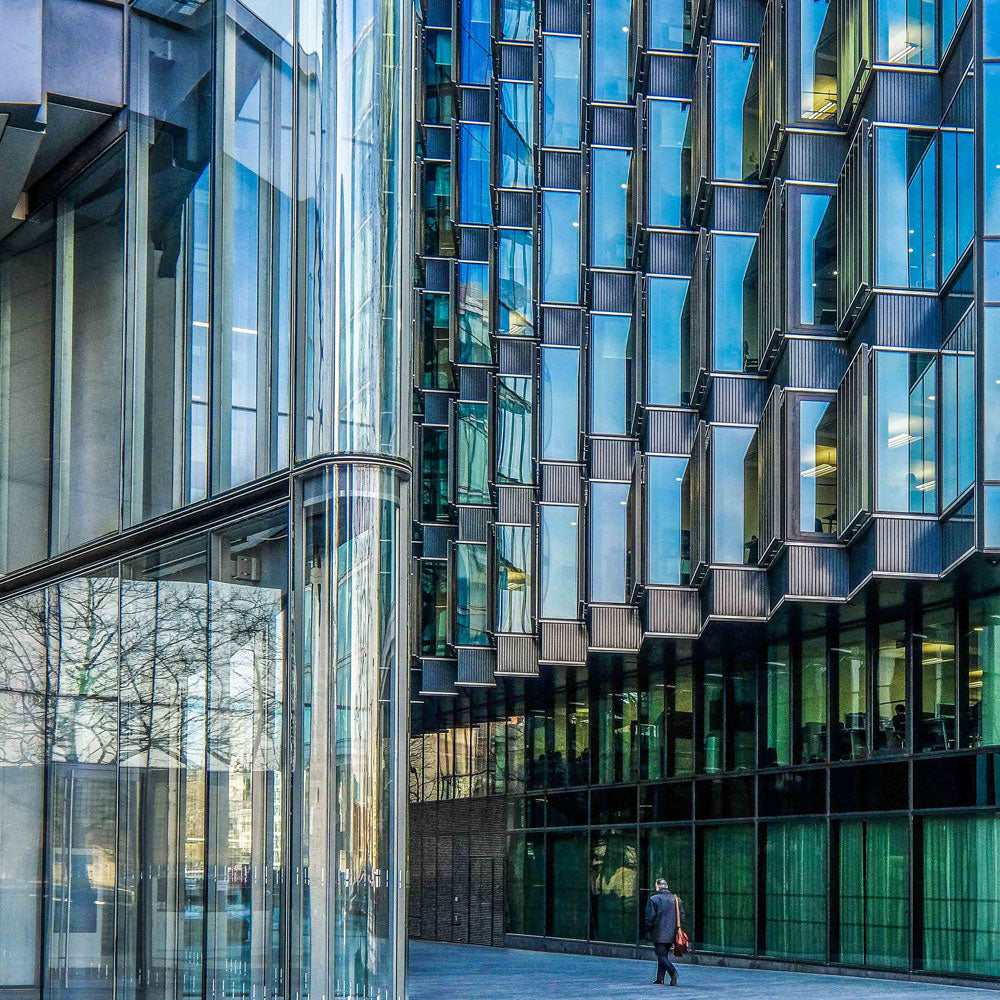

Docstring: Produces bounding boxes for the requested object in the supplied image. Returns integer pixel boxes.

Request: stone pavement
[409,941,999,999]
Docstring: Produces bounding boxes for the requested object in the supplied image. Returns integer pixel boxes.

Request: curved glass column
[297,0,410,462]
[293,464,407,1000]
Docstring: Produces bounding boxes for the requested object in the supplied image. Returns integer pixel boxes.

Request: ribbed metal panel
[688,422,709,581]
[870,68,939,126]
[456,647,497,686]
[423,391,450,425]
[641,587,700,636]
[942,21,974,107]
[425,0,450,28]
[497,43,534,82]
[458,506,492,542]
[589,437,635,481]
[496,189,533,228]
[423,125,451,161]
[874,517,941,576]
[782,337,848,390]
[591,270,634,312]
[782,131,847,185]
[646,230,696,275]
[588,605,642,650]
[706,375,765,424]
[496,485,533,525]
[837,124,873,329]
[456,226,489,261]
[421,524,455,559]
[708,183,766,233]
[757,387,782,563]
[541,306,582,345]
[704,567,768,619]
[646,53,695,98]
[783,544,849,600]
[837,345,870,537]
[424,258,449,292]
[712,0,765,42]
[459,366,490,401]
[942,500,975,571]
[644,408,697,454]
[419,659,459,696]
[756,183,783,371]
[543,0,581,33]
[542,150,581,189]
[865,292,940,350]
[590,104,635,147]
[497,337,535,375]
[539,621,588,663]
[495,634,540,676]
[540,463,582,502]
[459,86,490,123]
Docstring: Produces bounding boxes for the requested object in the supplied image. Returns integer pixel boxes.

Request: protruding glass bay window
[711,426,759,565]
[646,456,690,584]
[540,505,580,618]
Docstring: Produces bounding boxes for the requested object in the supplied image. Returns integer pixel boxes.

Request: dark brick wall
[409,796,507,946]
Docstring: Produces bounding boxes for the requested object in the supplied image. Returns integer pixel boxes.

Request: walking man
[644,877,683,986]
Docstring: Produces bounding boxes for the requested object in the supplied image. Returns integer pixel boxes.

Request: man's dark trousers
[653,942,677,984]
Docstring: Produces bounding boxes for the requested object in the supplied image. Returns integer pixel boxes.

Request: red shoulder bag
[673,896,690,957]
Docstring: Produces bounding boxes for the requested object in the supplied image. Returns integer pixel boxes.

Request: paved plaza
[409,941,999,999]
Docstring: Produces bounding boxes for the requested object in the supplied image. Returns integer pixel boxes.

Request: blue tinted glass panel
[424,29,454,123]
[800,192,836,325]
[647,276,689,405]
[590,147,631,268]
[986,68,1000,235]
[647,456,689,584]
[498,229,534,335]
[939,111,974,278]
[459,123,491,224]
[986,487,1000,548]
[540,505,579,618]
[456,401,490,504]
[460,0,491,83]
[800,0,836,120]
[987,242,1000,302]
[712,426,755,564]
[501,0,534,39]
[590,315,631,434]
[799,399,838,533]
[876,0,935,65]
[591,0,631,101]
[500,82,535,188]
[457,262,491,363]
[542,191,580,303]
[541,347,579,460]
[544,36,581,148]
[875,351,937,513]
[876,128,936,289]
[939,350,974,508]
[590,482,629,601]
[940,0,971,52]
[497,525,533,632]
[713,43,757,181]
[648,100,690,227]
[496,376,533,485]
[650,0,689,50]
[984,310,1000,480]
[456,542,489,643]
[712,234,757,371]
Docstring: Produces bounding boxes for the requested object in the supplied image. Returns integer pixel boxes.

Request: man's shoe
[669,974,678,987]
[653,980,664,985]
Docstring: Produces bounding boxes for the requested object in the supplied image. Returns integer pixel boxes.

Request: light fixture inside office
[801,463,836,478]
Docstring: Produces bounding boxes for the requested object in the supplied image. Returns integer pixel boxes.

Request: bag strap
[674,894,682,931]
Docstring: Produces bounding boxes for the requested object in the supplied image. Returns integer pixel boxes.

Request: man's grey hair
[655,878,669,890]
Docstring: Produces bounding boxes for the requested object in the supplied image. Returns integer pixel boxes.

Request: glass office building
[408,0,1000,984]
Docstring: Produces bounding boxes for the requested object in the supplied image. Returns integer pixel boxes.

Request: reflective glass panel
[423,28,454,123]
[764,822,827,960]
[591,0,632,101]
[967,594,1000,748]
[500,82,535,188]
[939,342,974,508]
[496,376,533,484]
[590,829,638,942]
[919,609,956,752]
[765,643,791,767]
[647,456,689,584]
[876,0,934,65]
[940,79,974,278]
[420,425,449,522]
[650,0,690,50]
[457,262,491,364]
[712,234,757,372]
[799,398,837,533]
[459,123,491,225]
[713,43,758,181]
[542,191,580,303]
[875,351,936,512]
[496,525,533,632]
[420,561,449,655]
[543,36,581,148]
[984,311,1000,478]
[701,825,755,953]
[423,161,454,256]
[985,67,1000,235]
[940,0,971,52]
[711,426,755,564]
[540,346,580,460]
[590,315,631,434]
[498,229,535,335]
[501,0,534,38]
[456,543,489,644]
[422,292,453,389]
[647,100,691,227]
[548,834,589,938]
[836,627,867,760]
[799,191,836,325]
[590,482,629,602]
[456,401,489,504]
[875,620,907,754]
[875,128,936,289]
[647,276,690,405]
[590,148,632,268]
[799,635,828,763]
[540,505,579,618]
[800,0,837,120]
[460,0,491,83]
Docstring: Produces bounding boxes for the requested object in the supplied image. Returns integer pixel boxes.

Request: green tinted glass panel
[764,822,826,960]
[456,401,489,504]
[701,825,755,953]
